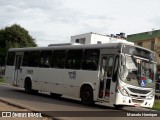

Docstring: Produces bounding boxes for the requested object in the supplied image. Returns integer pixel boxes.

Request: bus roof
[8,42,155,53]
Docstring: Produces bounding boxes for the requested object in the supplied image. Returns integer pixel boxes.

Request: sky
[0,0,160,46]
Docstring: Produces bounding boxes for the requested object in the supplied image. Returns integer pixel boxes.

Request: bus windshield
[120,55,156,88]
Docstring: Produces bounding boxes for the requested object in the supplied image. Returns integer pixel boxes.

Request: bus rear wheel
[25,79,32,93]
[24,78,38,94]
[81,85,94,105]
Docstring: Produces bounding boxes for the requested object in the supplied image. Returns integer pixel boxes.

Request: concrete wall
[155,37,160,65]
[134,38,160,65]
[71,32,133,45]
[71,33,91,44]
[90,33,110,44]
[135,39,154,50]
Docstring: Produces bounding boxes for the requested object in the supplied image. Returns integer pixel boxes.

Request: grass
[152,100,160,110]
[0,78,5,83]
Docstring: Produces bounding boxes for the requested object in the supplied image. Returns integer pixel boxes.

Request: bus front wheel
[81,85,94,105]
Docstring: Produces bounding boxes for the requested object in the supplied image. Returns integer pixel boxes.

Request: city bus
[5,43,157,109]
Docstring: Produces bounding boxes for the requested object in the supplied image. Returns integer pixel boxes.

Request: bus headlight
[118,87,129,96]
[121,89,129,96]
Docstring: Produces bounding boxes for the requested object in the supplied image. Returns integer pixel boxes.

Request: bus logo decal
[68,71,76,79]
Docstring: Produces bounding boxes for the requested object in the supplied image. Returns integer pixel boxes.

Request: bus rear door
[98,55,116,102]
[13,52,23,86]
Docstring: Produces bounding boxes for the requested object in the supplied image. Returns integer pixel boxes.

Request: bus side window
[52,50,66,68]
[66,50,83,69]
[22,52,29,66]
[39,51,52,68]
[82,49,100,71]
[28,51,40,67]
[7,52,15,66]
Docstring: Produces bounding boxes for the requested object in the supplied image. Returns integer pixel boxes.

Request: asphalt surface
[0,84,159,120]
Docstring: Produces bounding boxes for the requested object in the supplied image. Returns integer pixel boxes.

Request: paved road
[0,84,159,120]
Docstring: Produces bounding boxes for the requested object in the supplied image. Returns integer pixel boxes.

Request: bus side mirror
[121,54,125,66]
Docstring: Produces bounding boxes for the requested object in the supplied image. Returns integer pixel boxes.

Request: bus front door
[14,53,23,86]
[99,55,115,101]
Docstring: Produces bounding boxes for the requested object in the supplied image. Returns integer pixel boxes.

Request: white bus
[5,43,157,109]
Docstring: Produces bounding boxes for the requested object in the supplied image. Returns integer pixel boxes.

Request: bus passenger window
[66,50,83,69]
[82,49,100,71]
[52,50,66,68]
[22,52,29,66]
[7,52,15,66]
[28,51,40,67]
[39,51,52,68]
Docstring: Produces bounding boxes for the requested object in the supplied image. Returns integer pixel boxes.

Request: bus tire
[80,85,94,105]
[114,105,124,110]
[24,78,32,93]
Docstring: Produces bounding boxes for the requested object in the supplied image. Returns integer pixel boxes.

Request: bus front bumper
[115,93,154,108]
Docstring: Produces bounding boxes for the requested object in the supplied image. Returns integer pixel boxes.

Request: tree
[0,24,37,66]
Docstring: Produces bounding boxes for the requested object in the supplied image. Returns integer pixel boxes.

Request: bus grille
[128,87,150,94]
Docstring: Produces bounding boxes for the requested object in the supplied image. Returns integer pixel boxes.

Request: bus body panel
[16,67,99,100]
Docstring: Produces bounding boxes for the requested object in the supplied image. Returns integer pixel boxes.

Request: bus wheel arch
[24,77,32,93]
[80,84,94,105]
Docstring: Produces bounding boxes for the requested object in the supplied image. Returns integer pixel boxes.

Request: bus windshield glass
[120,55,156,88]
[121,45,157,88]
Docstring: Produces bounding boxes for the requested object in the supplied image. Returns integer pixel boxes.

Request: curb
[0,97,43,111]
[0,82,10,86]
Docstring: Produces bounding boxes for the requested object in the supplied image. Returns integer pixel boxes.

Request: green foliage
[152,100,160,110]
[0,78,5,83]
[0,24,37,65]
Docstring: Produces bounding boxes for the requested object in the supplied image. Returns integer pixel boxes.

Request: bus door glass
[14,52,23,85]
[99,55,114,100]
